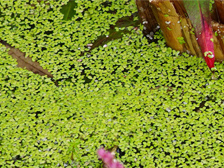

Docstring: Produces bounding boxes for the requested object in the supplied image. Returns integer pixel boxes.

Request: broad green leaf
[60,0,77,21]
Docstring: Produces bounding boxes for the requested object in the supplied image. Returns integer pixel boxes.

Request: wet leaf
[1,41,53,78]
[60,0,77,20]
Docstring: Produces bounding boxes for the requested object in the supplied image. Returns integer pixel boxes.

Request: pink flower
[97,148,124,168]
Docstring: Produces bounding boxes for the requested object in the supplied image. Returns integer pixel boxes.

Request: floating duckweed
[177,37,186,44]
[0,0,224,167]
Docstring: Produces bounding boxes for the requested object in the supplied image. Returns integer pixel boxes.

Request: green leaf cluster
[0,0,224,167]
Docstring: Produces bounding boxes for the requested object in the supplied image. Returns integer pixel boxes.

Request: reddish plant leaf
[183,0,215,70]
